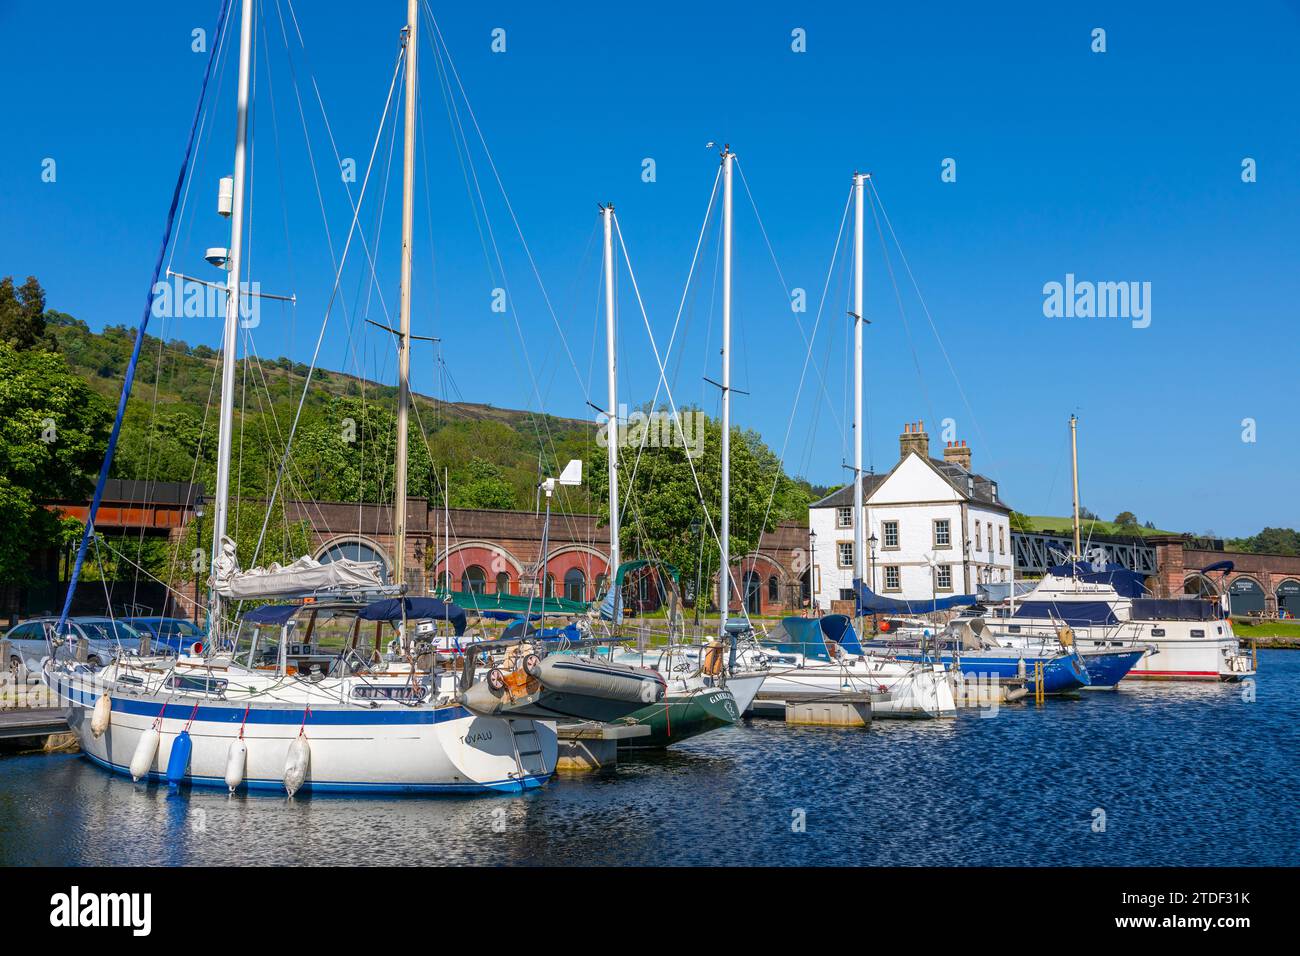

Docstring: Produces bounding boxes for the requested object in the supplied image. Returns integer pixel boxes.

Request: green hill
[1015,514,1176,538]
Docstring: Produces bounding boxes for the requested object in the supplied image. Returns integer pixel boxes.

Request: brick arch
[434,541,524,595]
[1182,572,1219,597]
[314,535,393,576]
[544,545,610,603]
[733,552,788,616]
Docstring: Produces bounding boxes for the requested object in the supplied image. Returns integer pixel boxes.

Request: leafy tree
[0,342,112,588]
[1114,511,1138,527]
[0,275,48,350]
[1228,527,1300,556]
[452,457,517,510]
[588,407,810,600]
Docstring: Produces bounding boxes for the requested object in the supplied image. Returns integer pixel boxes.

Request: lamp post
[691,519,703,630]
[868,532,878,593]
[192,492,206,626]
[808,527,817,615]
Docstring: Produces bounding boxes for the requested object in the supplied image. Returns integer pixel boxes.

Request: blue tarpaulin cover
[853,579,978,614]
[359,597,466,636]
[1013,600,1118,626]
[1046,563,1148,599]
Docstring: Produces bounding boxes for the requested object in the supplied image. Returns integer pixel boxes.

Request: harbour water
[1,651,1294,867]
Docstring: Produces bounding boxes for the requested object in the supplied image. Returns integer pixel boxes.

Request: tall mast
[1070,414,1081,559]
[852,172,866,596]
[394,0,418,591]
[718,147,734,638]
[209,0,255,632]
[602,205,620,620]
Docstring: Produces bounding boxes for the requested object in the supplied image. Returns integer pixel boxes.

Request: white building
[808,421,1013,610]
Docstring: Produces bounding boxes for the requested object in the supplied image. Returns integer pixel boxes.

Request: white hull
[992,618,1254,682]
[749,652,956,718]
[50,666,557,794]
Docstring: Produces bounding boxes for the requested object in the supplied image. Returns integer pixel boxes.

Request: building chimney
[899,420,930,461]
[943,438,972,472]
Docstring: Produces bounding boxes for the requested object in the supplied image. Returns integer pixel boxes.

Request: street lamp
[808,527,817,615]
[868,532,878,593]
[192,492,206,626]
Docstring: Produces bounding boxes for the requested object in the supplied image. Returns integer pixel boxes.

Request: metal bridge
[1012,531,1157,576]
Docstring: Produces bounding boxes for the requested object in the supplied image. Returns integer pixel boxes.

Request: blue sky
[2,1,1298,537]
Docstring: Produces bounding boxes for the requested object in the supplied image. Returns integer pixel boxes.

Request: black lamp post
[808,527,817,614]
[868,532,879,592]
[192,492,206,626]
[691,519,703,628]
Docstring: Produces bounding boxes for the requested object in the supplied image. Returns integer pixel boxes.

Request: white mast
[852,172,866,596]
[209,0,255,633]
[1070,414,1081,560]
[718,147,734,638]
[394,0,418,594]
[602,205,620,620]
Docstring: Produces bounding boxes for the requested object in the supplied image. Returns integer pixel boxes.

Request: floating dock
[749,690,886,728]
[555,721,651,771]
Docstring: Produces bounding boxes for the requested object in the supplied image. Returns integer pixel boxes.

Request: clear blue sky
[3,1,1298,537]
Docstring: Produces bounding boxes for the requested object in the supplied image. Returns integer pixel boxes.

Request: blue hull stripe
[82,751,549,795]
[57,681,473,726]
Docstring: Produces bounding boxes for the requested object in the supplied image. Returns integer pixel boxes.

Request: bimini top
[242,603,300,626]
[1012,600,1119,627]
[359,597,466,636]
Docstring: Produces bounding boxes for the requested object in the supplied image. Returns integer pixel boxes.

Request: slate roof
[810,454,1010,511]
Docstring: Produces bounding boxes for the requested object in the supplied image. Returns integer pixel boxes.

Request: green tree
[1114,511,1138,527]
[0,342,112,588]
[452,457,517,510]
[587,408,810,600]
[0,275,48,350]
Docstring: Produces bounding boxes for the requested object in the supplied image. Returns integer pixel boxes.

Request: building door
[743,571,762,615]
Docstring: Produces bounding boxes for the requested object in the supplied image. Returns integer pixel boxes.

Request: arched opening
[1183,574,1217,598]
[767,575,779,602]
[594,573,608,600]
[1276,579,1300,617]
[564,567,586,602]
[495,571,510,595]
[545,574,556,598]
[743,570,762,615]
[318,539,390,584]
[1228,576,1265,616]
[461,565,487,594]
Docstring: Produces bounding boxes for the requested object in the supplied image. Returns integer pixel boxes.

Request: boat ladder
[508,721,547,780]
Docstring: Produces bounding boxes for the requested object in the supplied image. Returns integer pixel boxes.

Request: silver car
[3,616,141,679]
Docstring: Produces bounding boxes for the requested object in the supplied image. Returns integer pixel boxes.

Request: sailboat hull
[616,686,740,750]
[52,670,556,795]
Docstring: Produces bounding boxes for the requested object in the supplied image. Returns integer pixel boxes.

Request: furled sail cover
[211,535,384,599]
[853,579,978,614]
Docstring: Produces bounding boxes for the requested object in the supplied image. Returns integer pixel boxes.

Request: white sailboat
[47,0,559,794]
[776,171,957,718]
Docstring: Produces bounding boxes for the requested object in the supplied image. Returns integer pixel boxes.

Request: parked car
[3,616,143,679]
[126,616,205,653]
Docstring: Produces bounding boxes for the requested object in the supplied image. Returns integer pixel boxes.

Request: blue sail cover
[1046,563,1148,599]
[853,579,978,614]
[820,614,865,655]
[359,597,466,636]
[1013,600,1118,626]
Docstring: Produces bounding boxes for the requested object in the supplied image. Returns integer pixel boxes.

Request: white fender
[283,735,310,797]
[130,727,160,782]
[90,695,111,738]
[225,738,247,793]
